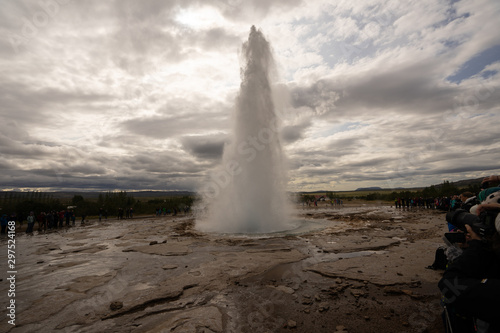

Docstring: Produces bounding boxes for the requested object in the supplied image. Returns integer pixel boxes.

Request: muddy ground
[0,204,449,332]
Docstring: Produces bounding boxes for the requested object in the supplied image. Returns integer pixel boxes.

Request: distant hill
[298,176,486,195]
[355,187,382,191]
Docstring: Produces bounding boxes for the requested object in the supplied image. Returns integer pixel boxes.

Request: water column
[199,26,292,233]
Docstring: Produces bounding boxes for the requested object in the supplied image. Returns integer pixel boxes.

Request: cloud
[281,118,312,143]
[121,109,229,139]
[180,133,228,160]
[1,0,500,193]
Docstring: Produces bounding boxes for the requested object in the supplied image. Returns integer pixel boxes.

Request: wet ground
[0,204,447,332]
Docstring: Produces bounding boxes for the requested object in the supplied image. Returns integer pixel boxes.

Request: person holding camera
[439,191,500,332]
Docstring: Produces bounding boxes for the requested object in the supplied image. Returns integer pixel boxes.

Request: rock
[149,241,158,245]
[410,280,422,287]
[318,302,330,312]
[303,308,310,314]
[401,289,413,296]
[384,286,403,295]
[287,320,297,328]
[314,294,322,302]
[109,301,123,311]
[335,278,343,284]
[149,305,223,332]
[162,264,178,270]
[276,285,295,294]
[350,289,366,297]
[335,325,348,333]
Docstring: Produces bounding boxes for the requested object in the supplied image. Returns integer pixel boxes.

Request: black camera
[446,209,498,238]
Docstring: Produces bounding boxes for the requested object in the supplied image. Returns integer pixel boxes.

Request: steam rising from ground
[197,26,292,233]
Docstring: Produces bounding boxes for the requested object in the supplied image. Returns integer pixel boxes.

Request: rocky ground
[0,204,449,332]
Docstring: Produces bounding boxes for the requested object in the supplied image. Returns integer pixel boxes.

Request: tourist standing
[26,211,35,233]
[65,210,71,226]
[0,214,7,234]
[58,211,64,228]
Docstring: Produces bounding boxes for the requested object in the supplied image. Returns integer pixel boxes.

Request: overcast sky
[1,0,500,193]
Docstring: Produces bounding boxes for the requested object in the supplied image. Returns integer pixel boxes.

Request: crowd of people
[0,204,195,235]
[436,175,500,332]
[1,209,78,234]
[394,197,436,209]
[393,196,476,211]
[0,207,139,235]
[115,207,134,220]
[302,196,344,207]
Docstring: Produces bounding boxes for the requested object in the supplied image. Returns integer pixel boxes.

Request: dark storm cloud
[0,79,112,128]
[0,150,206,191]
[347,157,395,168]
[426,164,500,176]
[121,109,229,139]
[122,152,207,174]
[326,137,363,158]
[0,138,51,157]
[289,60,463,117]
[281,118,311,144]
[32,163,107,177]
[180,133,228,160]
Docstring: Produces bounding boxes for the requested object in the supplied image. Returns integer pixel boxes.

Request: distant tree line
[298,180,482,203]
[0,191,64,218]
[0,190,195,222]
[353,180,480,201]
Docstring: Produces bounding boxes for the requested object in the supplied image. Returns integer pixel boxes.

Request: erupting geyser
[198,26,293,234]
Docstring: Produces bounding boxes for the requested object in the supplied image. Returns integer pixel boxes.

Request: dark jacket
[439,239,500,326]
